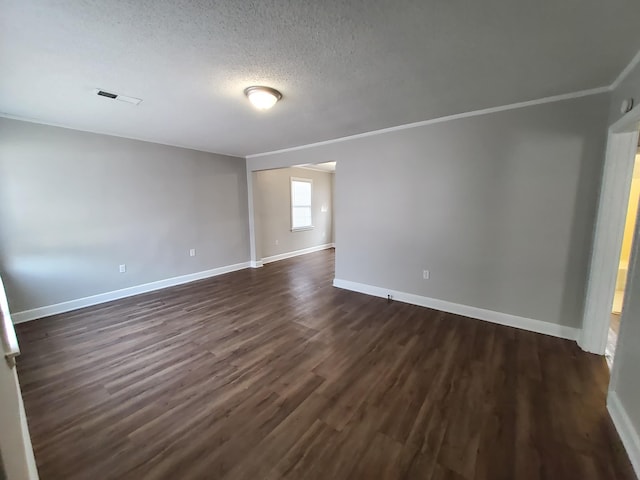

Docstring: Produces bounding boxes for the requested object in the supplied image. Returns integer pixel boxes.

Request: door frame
[579,108,640,354]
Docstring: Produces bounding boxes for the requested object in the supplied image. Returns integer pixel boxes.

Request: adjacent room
[607,145,640,367]
[2,1,640,480]
[252,162,335,266]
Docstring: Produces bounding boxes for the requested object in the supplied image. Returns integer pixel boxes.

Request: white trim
[294,164,337,173]
[246,87,609,159]
[0,276,20,365]
[291,226,315,232]
[250,260,263,268]
[611,48,640,91]
[608,391,640,477]
[11,261,250,323]
[579,107,640,354]
[3,45,638,163]
[262,243,335,265]
[333,278,579,341]
[1,85,614,162]
[246,169,259,267]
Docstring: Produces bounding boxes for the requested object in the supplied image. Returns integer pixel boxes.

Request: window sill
[291,226,314,232]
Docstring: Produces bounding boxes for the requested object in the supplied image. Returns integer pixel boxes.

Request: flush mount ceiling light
[244,86,282,110]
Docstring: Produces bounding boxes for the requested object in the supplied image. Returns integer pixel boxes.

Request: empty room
[2,1,640,479]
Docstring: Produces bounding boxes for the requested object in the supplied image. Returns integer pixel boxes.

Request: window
[291,177,313,230]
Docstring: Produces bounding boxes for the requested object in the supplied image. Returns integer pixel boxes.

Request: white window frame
[290,177,314,231]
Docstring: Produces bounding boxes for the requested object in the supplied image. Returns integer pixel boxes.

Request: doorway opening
[606,145,640,367]
[250,161,336,267]
[580,107,640,358]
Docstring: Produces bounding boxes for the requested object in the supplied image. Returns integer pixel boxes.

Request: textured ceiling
[1,0,640,157]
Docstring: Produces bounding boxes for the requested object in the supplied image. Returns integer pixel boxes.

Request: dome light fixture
[244,86,282,110]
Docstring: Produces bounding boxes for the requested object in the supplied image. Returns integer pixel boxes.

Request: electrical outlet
[119,264,126,273]
[275,239,279,245]
[189,248,196,257]
[423,269,430,280]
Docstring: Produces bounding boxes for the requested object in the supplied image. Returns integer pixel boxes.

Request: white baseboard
[11,261,251,324]
[262,243,335,265]
[332,278,579,341]
[608,391,640,477]
[250,260,263,268]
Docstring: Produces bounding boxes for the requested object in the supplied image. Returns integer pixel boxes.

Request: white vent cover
[94,89,142,105]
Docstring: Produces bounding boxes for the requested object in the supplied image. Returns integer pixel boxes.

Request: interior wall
[612,172,640,475]
[254,166,334,259]
[247,93,609,328]
[0,118,250,314]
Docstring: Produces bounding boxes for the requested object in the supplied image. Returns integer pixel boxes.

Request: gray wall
[609,59,640,464]
[254,167,334,259]
[614,202,640,460]
[248,94,610,328]
[0,118,250,313]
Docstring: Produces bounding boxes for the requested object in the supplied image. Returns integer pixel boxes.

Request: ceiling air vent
[97,90,117,99]
[94,89,142,105]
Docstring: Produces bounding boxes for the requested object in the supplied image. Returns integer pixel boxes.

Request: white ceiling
[1,1,640,157]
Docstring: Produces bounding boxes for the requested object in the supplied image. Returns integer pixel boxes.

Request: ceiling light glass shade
[244,86,282,110]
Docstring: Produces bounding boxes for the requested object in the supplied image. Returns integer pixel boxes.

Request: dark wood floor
[15,249,635,480]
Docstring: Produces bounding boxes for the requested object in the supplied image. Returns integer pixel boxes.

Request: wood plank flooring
[15,249,636,479]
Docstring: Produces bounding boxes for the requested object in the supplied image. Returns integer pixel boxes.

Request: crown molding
[6,46,640,161]
[246,86,610,159]
[611,48,640,91]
